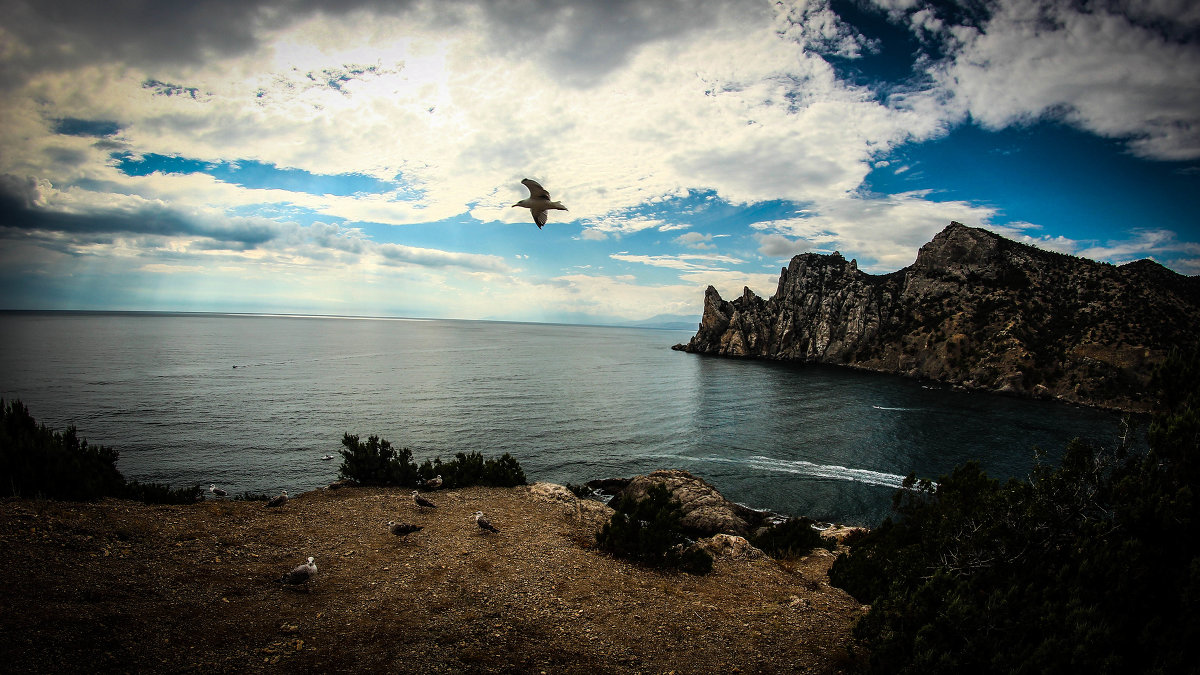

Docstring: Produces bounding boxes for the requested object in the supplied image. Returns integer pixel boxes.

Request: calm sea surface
[0,311,1128,525]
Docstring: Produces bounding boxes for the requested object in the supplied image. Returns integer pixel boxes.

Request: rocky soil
[0,482,864,673]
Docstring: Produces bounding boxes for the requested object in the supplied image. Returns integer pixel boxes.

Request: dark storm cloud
[0,0,739,90]
[0,0,418,88]
[0,174,278,248]
[471,0,742,86]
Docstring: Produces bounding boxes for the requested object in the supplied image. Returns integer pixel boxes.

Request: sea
[0,311,1131,526]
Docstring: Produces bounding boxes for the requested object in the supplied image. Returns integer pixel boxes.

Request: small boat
[321,454,335,461]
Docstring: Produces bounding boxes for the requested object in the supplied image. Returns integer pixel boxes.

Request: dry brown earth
[0,483,864,673]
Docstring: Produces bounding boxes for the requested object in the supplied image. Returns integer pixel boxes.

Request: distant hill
[623,314,702,331]
[674,222,1200,411]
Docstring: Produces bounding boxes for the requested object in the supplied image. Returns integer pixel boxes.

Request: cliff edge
[675,222,1200,411]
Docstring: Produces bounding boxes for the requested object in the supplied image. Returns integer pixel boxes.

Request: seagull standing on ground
[266,490,288,508]
[473,510,500,533]
[412,490,437,509]
[387,520,423,537]
[424,474,443,490]
[512,178,567,229]
[279,556,317,586]
[209,484,227,497]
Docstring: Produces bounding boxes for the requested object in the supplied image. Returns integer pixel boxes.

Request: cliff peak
[676,221,1199,411]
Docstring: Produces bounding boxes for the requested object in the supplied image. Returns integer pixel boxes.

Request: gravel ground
[0,484,864,673]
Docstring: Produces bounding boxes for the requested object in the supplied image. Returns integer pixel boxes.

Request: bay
[0,311,1127,525]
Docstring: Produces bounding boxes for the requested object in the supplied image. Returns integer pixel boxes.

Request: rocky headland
[1,472,863,673]
[674,222,1200,411]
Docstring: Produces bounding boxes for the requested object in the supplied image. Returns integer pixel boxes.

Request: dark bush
[750,517,836,559]
[828,346,1200,674]
[416,450,527,488]
[482,452,526,487]
[337,433,419,486]
[597,483,713,574]
[234,491,271,501]
[123,480,201,505]
[564,482,593,499]
[1,398,199,504]
[1,398,125,501]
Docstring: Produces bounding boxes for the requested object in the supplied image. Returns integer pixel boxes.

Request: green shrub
[0,398,200,504]
[828,347,1200,673]
[337,433,419,486]
[750,517,836,559]
[482,452,526,487]
[1,398,125,501]
[416,450,527,488]
[597,483,713,574]
[123,480,201,505]
[234,491,271,501]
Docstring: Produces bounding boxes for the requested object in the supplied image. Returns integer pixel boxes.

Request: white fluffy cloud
[1,0,1196,321]
[928,0,1200,160]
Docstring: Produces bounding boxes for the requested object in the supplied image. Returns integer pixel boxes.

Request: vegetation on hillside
[597,483,713,575]
[749,517,836,559]
[0,398,199,504]
[417,451,527,488]
[337,433,526,488]
[829,346,1200,673]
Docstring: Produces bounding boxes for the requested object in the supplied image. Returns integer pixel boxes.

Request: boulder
[691,534,764,560]
[618,469,769,537]
[527,482,614,531]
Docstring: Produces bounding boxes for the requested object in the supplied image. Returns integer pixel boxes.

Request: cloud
[755,232,815,258]
[678,270,782,300]
[675,232,715,250]
[376,242,513,273]
[928,0,1200,159]
[2,0,1196,321]
[751,191,1004,271]
[610,252,745,272]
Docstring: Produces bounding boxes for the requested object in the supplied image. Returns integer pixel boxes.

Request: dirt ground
[0,484,865,673]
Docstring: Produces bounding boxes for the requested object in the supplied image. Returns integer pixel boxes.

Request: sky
[1,0,1198,325]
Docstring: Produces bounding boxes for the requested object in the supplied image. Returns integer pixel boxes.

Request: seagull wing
[533,209,548,228]
[521,178,551,200]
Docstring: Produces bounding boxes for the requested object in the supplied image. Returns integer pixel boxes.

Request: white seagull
[472,510,500,534]
[512,178,567,229]
[412,490,437,509]
[266,490,288,508]
[279,556,317,586]
[209,483,227,497]
[387,520,423,537]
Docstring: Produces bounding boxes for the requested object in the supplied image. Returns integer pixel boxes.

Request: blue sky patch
[111,152,402,198]
[865,122,1200,242]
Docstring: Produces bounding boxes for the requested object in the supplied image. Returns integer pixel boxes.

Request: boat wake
[694,455,907,489]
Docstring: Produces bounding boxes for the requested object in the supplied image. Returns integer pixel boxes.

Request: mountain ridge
[674,222,1200,411]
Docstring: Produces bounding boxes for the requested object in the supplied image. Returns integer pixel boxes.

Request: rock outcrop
[609,469,773,537]
[527,482,615,531]
[674,222,1200,411]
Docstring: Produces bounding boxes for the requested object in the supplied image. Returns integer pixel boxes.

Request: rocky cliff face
[674,222,1200,411]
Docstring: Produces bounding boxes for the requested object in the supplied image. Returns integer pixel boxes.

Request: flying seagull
[387,520,423,537]
[209,483,227,497]
[279,556,317,586]
[472,510,500,534]
[412,490,437,509]
[512,178,567,229]
[266,490,288,508]
[423,474,443,490]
